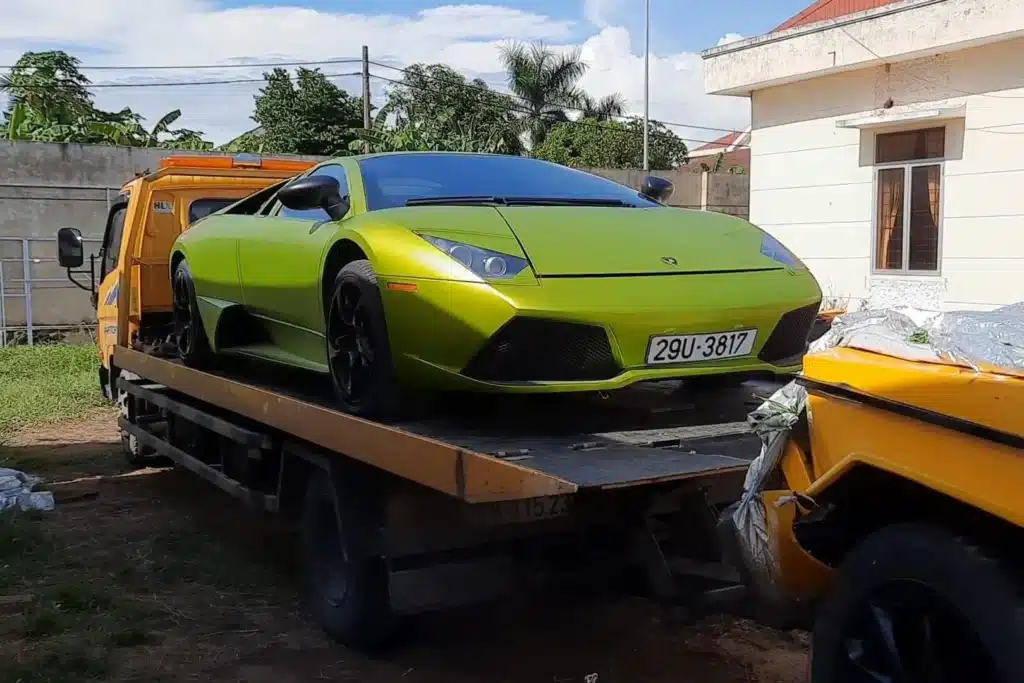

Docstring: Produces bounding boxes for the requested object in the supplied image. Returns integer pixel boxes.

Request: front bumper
[379,268,822,393]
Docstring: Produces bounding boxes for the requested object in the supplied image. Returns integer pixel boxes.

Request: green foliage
[251,67,364,156]
[534,119,689,170]
[498,41,619,150]
[365,63,524,155]
[1,50,215,150]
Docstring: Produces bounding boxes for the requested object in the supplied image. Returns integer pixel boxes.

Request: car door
[236,163,351,358]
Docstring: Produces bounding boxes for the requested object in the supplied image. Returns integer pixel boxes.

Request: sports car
[170,152,822,418]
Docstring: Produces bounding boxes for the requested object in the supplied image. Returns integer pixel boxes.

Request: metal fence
[0,236,102,347]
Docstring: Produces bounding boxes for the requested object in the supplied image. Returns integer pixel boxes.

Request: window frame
[270,163,351,221]
[870,129,946,277]
[99,200,130,282]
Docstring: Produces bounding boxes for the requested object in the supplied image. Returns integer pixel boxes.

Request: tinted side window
[278,164,349,221]
[189,198,236,224]
[101,206,128,279]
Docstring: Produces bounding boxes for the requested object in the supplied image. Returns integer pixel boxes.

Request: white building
[702,0,1024,311]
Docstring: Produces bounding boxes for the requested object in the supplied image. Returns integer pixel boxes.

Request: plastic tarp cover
[0,468,55,513]
[809,301,1024,376]
[730,300,1023,593]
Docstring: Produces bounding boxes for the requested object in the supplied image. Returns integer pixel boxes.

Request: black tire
[325,260,403,419]
[172,259,214,368]
[301,467,393,650]
[810,523,1024,683]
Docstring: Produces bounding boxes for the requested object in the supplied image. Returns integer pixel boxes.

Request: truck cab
[56,153,316,399]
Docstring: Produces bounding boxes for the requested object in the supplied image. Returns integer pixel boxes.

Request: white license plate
[646,329,758,365]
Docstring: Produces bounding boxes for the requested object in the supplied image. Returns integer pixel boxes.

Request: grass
[0,343,108,444]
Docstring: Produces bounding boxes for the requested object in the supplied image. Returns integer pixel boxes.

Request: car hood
[494,206,783,276]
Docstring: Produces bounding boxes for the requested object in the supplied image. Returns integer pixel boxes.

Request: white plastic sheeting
[0,468,55,512]
[730,301,1023,594]
[810,301,1024,375]
[730,381,807,592]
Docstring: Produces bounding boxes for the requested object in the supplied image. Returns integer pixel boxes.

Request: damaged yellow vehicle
[719,303,1024,683]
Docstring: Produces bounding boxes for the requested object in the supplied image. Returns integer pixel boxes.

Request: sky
[1,0,813,147]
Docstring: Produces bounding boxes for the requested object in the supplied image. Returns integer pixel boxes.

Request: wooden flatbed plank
[114,347,578,503]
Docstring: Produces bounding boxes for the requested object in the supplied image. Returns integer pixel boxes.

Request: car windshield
[357,153,660,211]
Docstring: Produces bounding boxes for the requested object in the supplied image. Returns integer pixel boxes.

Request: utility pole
[362,45,371,154]
[643,0,650,172]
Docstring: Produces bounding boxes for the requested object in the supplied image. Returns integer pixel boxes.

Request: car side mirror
[57,227,84,268]
[640,175,674,203]
[278,174,351,220]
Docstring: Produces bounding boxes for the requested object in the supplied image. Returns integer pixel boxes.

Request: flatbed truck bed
[112,345,777,649]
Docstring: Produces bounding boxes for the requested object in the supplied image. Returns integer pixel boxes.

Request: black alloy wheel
[831,578,996,683]
[327,280,375,410]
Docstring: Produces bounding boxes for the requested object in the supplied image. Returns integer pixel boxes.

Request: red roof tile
[774,0,899,32]
[694,131,743,152]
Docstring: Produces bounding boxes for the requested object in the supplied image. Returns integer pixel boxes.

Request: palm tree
[498,41,588,149]
[579,93,627,121]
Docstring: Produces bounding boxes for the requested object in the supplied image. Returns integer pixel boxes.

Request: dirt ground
[0,411,810,683]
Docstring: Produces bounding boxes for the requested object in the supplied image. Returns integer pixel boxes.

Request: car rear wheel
[172,259,214,368]
[810,523,1022,683]
[326,260,403,419]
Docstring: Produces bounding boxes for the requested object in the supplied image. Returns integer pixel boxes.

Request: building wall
[749,36,1024,310]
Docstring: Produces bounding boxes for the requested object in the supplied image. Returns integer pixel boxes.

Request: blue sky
[2,0,815,144]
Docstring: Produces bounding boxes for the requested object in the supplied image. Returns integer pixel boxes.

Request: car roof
[332,151,541,164]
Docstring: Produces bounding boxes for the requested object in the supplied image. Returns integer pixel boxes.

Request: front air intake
[757,302,822,365]
[461,317,621,383]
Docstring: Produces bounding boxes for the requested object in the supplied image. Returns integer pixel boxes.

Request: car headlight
[420,235,531,279]
[760,233,805,269]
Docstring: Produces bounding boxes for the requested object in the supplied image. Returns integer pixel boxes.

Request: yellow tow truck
[55,153,796,650]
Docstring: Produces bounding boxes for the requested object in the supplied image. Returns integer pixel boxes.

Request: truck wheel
[117,370,152,466]
[325,260,403,419]
[301,467,393,650]
[172,259,214,368]
[810,523,1023,683]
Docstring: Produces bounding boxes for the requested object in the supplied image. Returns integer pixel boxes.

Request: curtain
[876,168,904,270]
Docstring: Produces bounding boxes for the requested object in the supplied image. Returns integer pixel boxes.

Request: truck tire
[810,522,1023,683]
[325,260,403,419]
[117,370,153,466]
[301,466,394,650]
[172,259,214,368]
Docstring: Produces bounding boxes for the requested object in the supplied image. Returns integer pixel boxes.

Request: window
[101,205,128,279]
[277,164,350,221]
[188,198,236,224]
[357,153,659,211]
[874,127,943,273]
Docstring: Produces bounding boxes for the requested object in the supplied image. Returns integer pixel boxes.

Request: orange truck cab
[56,153,316,399]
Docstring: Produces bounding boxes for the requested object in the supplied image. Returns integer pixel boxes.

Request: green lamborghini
[170,152,822,418]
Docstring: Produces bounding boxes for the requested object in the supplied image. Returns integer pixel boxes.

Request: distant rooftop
[774,0,900,31]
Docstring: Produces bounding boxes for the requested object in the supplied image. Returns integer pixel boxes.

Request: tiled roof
[774,0,899,32]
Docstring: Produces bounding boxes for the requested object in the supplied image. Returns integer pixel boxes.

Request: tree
[579,93,626,121]
[534,119,688,170]
[498,41,591,149]
[1,50,213,149]
[351,108,519,155]
[1,51,94,124]
[251,67,364,156]
[378,63,523,155]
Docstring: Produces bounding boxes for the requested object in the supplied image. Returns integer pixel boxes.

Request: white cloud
[1,1,749,148]
[717,32,745,46]
[583,0,618,27]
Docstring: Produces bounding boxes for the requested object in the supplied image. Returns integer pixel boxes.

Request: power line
[369,71,748,150]
[5,72,362,89]
[368,59,747,137]
[0,58,362,71]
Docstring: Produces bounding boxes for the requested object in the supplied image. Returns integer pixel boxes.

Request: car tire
[301,466,394,651]
[810,522,1023,683]
[325,260,403,419]
[172,259,214,369]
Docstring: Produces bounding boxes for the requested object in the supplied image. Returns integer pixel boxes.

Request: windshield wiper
[405,195,504,206]
[404,195,632,208]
